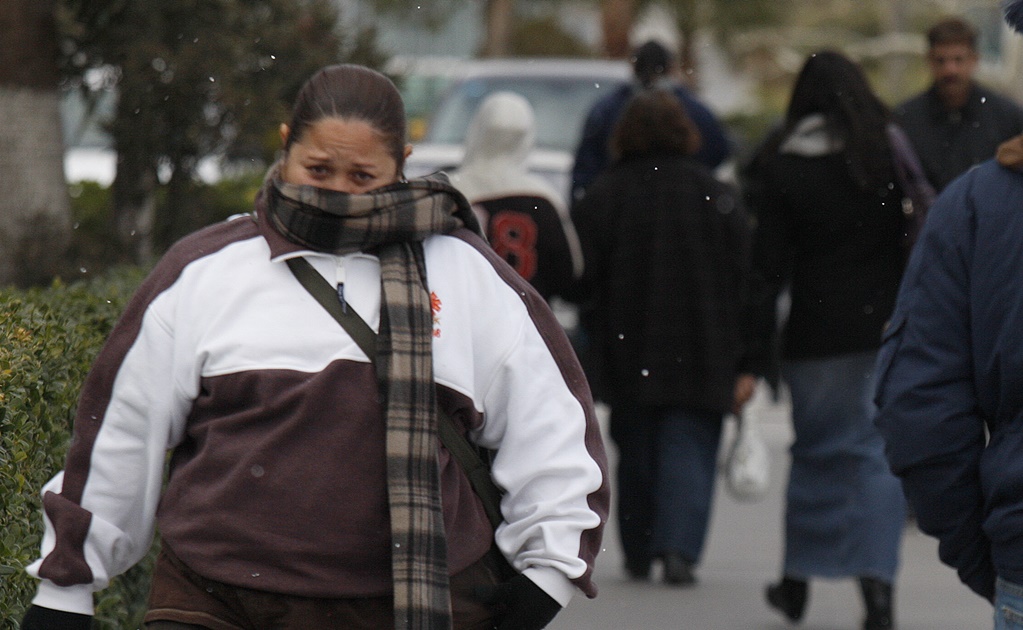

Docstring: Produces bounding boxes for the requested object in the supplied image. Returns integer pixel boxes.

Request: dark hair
[928,17,977,50]
[286,64,408,170]
[631,41,674,88]
[610,89,701,160]
[782,50,892,192]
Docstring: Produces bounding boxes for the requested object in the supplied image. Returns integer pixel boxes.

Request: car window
[425,75,626,153]
[394,74,458,141]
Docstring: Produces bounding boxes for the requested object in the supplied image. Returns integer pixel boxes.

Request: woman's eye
[307,164,330,177]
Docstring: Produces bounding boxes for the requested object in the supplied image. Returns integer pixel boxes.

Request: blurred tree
[484,0,515,56]
[371,0,595,58]
[0,0,72,287]
[369,0,785,75]
[368,0,518,58]
[57,0,384,261]
[512,15,592,57]
[599,0,786,80]
[601,0,637,58]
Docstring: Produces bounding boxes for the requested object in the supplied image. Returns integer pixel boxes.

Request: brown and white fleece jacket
[26,209,608,616]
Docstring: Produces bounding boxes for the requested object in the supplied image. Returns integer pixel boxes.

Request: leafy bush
[0,266,153,628]
[66,181,127,273]
[152,170,265,252]
[65,172,265,279]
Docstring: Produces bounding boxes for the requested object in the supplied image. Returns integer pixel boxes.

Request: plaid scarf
[264,165,482,629]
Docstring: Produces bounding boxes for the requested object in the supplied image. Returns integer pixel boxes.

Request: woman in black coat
[571,89,751,586]
[737,51,910,630]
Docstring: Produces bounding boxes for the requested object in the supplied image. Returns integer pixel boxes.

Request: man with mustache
[895,16,1023,192]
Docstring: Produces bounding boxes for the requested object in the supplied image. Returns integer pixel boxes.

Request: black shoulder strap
[286,256,504,528]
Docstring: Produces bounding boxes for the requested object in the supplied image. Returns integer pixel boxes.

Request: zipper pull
[336,257,347,314]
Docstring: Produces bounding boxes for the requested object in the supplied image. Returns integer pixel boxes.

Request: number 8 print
[490,211,539,281]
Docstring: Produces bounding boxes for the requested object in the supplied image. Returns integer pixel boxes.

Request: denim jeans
[781,351,905,580]
[609,404,723,566]
[995,577,1023,629]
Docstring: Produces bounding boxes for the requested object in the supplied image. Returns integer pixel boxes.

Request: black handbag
[886,124,935,253]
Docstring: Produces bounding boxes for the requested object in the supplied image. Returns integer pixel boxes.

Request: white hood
[450,92,559,202]
[778,113,845,157]
[448,91,583,279]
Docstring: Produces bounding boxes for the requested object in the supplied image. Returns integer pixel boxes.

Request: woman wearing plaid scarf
[21,65,609,630]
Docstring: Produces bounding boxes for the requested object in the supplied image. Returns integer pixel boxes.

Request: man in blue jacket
[873,127,1023,626]
[570,40,730,202]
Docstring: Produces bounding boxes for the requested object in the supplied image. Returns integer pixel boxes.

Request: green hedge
[0,266,154,628]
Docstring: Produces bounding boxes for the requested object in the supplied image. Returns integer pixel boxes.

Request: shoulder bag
[286,256,506,529]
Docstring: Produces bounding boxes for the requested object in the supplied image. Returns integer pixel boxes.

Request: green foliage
[66,181,124,273]
[0,267,149,626]
[709,0,789,40]
[64,174,265,281]
[365,0,460,30]
[151,171,267,252]
[58,0,353,163]
[55,0,387,262]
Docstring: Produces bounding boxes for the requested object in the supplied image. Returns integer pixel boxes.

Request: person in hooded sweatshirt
[449,91,583,303]
[735,50,909,630]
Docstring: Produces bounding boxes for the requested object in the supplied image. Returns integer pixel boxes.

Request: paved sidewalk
[551,386,993,629]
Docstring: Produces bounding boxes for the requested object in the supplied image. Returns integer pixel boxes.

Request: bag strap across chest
[286,256,505,529]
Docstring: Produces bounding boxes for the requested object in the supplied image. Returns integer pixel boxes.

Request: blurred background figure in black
[736,50,911,630]
[571,88,750,588]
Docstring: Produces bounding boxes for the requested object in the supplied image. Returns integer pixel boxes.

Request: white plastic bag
[724,408,771,502]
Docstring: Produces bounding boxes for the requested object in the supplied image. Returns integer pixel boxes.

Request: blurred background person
[571,89,750,587]
[449,91,583,303]
[570,39,731,203]
[895,16,1023,192]
[873,7,1023,627]
[874,131,1023,630]
[737,50,909,630]
[569,38,733,402]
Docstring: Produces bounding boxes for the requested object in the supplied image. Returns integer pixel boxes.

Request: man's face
[928,42,978,102]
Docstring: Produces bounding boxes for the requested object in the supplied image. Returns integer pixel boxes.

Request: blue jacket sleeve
[674,86,730,170]
[873,174,995,601]
[571,97,617,202]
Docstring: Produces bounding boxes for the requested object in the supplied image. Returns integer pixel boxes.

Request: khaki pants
[144,544,505,629]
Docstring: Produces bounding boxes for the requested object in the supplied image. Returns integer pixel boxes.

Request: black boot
[859,577,895,630]
[766,576,808,623]
[624,556,651,581]
[662,553,696,587]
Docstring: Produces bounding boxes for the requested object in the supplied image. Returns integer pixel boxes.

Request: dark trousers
[144,544,505,629]
[610,403,723,568]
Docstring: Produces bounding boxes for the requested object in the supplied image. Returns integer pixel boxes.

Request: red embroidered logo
[430,291,442,337]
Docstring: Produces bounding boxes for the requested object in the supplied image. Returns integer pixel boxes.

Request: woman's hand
[475,573,562,630]
[733,373,759,415]
[21,606,92,630]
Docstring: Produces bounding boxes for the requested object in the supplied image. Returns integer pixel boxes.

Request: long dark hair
[782,50,893,192]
